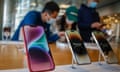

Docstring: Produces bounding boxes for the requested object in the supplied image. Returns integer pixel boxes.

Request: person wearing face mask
[12,1,65,42]
[65,6,78,30]
[57,6,78,31]
[78,0,102,42]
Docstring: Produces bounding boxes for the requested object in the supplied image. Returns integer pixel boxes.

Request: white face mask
[46,13,56,24]
[47,18,56,25]
[66,18,74,24]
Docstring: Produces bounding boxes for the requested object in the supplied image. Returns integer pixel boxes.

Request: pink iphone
[22,25,55,72]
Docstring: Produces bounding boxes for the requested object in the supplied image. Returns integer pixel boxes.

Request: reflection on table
[0,41,119,70]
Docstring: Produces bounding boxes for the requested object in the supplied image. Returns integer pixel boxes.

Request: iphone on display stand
[92,31,118,64]
[22,25,55,72]
[65,30,91,65]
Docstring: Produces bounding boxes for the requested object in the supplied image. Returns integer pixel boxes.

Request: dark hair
[42,1,60,14]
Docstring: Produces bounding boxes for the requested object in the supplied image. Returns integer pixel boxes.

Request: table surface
[0,40,24,45]
[0,41,120,71]
[0,62,120,72]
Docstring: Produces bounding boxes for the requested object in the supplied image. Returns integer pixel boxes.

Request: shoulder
[27,10,40,14]
[23,10,41,20]
[79,4,87,10]
[78,4,87,13]
[22,11,41,25]
[26,11,41,16]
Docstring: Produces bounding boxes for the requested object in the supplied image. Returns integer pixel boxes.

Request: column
[115,23,120,42]
[0,0,4,40]
[3,0,16,27]
[2,0,16,40]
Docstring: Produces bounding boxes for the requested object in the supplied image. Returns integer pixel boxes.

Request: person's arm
[23,11,38,25]
[44,23,59,42]
[47,34,60,43]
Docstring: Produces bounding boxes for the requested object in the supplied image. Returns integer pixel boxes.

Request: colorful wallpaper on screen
[24,26,54,71]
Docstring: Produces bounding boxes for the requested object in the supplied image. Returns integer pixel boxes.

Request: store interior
[0,0,120,72]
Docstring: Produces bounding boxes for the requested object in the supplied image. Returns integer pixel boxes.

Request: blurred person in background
[12,1,65,43]
[78,0,103,42]
[57,6,78,31]
[54,6,78,43]
[65,6,78,30]
[3,27,11,40]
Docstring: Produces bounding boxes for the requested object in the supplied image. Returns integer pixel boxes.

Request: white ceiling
[19,0,120,10]
[97,0,120,8]
[36,0,120,8]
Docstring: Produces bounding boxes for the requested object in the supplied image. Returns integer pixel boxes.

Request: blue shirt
[12,11,59,42]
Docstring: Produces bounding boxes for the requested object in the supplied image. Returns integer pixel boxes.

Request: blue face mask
[89,2,98,8]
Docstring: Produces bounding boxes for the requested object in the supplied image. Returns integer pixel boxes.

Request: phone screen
[66,30,91,64]
[92,31,118,63]
[93,31,112,55]
[66,30,87,55]
[22,25,54,72]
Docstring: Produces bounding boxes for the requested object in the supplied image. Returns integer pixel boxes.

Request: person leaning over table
[11,1,65,43]
[78,0,103,42]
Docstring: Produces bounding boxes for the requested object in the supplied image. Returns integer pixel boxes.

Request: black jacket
[78,4,100,42]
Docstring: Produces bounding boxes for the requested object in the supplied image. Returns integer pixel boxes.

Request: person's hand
[58,31,65,37]
[91,22,102,29]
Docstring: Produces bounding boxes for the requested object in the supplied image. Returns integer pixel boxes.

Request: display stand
[98,50,103,65]
[94,41,118,64]
[65,32,78,69]
[71,56,77,69]
[96,44,108,65]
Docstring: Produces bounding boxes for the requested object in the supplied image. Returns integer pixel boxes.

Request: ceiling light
[31,2,36,6]
[60,4,70,8]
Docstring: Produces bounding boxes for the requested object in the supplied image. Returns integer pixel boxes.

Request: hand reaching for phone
[58,31,65,37]
[91,22,102,30]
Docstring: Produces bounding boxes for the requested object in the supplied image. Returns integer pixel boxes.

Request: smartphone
[92,31,118,64]
[22,25,55,72]
[65,30,91,65]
